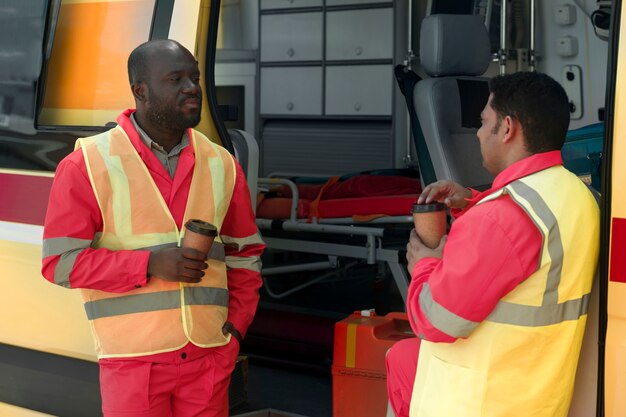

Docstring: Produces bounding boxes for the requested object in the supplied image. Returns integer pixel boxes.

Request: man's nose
[181,78,200,94]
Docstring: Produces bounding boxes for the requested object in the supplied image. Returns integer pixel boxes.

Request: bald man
[42,40,265,417]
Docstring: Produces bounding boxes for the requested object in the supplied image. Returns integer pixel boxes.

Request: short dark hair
[127,41,151,85]
[489,72,570,153]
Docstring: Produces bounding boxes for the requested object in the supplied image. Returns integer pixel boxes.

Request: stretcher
[254,172,423,303]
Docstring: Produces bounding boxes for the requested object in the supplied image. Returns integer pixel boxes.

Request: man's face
[143,48,202,131]
[476,94,504,175]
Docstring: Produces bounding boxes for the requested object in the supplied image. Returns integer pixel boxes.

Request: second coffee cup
[411,203,447,249]
[182,219,217,256]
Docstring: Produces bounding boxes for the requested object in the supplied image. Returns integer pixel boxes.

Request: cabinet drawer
[261,0,322,10]
[325,65,392,116]
[261,13,322,62]
[261,67,323,115]
[326,8,393,61]
[326,0,390,5]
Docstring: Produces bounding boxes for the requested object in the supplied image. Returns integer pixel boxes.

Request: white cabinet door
[261,12,323,62]
[260,0,322,10]
[326,8,393,61]
[326,0,389,5]
[325,65,392,116]
[261,67,323,115]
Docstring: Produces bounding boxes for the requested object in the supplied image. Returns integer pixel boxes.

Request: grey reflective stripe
[85,290,181,320]
[184,286,228,307]
[488,293,590,326]
[508,181,564,306]
[84,287,228,320]
[208,242,225,261]
[419,283,479,337]
[43,237,92,257]
[221,233,265,250]
[225,255,262,272]
[139,242,178,252]
[54,249,85,288]
[136,242,224,261]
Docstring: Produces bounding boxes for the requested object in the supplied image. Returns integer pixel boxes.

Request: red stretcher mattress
[256,175,421,221]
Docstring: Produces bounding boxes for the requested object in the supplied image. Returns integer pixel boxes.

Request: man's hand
[147,247,208,283]
[406,229,446,273]
[417,180,472,209]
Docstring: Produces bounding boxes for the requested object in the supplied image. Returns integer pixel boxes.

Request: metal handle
[354,102,362,111]
[355,46,363,56]
[286,102,294,111]
[287,48,295,57]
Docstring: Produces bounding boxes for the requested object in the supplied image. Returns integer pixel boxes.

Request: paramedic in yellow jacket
[405,71,599,417]
[42,40,265,417]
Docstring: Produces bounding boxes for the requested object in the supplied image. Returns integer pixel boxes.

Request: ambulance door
[0,0,59,135]
[603,1,626,416]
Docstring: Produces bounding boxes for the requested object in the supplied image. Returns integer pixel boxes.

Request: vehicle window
[39,0,157,128]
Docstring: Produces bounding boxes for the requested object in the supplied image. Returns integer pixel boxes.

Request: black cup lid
[411,203,447,213]
[185,219,217,236]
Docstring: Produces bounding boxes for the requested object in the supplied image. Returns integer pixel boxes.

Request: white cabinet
[325,65,392,116]
[260,0,322,10]
[260,67,323,115]
[260,12,323,62]
[326,8,393,61]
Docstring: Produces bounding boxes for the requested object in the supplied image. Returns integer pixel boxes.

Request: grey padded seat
[415,14,494,189]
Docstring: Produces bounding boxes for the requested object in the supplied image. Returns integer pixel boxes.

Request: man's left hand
[406,229,446,273]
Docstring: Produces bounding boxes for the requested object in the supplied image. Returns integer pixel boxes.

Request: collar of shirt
[129,113,189,156]
[465,150,563,207]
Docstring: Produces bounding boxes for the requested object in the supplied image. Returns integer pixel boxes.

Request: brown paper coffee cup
[411,203,447,249]
[182,219,217,256]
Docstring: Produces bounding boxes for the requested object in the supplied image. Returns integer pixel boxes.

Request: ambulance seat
[414,14,494,189]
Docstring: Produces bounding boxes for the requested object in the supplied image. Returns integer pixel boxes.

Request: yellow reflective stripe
[221,232,265,251]
[488,293,590,326]
[84,287,229,320]
[54,249,85,288]
[92,134,134,239]
[225,255,262,272]
[42,237,92,257]
[507,181,564,306]
[419,283,479,337]
[345,323,357,368]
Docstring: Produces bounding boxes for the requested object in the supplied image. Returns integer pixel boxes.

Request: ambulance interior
[0,0,611,415]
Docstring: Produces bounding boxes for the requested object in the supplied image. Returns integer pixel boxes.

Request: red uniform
[42,110,265,417]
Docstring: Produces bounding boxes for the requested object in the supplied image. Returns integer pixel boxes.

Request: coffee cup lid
[185,219,217,236]
[411,203,447,213]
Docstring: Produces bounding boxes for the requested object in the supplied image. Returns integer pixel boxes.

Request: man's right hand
[417,180,472,209]
[147,247,208,283]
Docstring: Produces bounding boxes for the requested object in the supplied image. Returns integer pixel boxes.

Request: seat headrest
[420,14,491,77]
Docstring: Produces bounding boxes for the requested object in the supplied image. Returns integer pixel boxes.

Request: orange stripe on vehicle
[610,217,626,282]
[345,323,357,368]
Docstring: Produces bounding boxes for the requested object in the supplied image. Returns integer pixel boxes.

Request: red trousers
[386,338,420,417]
[99,340,239,417]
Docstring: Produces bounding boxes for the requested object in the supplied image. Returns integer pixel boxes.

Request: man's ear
[131,82,146,102]
[501,115,519,144]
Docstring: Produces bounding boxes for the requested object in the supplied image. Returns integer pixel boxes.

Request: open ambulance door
[603,0,626,415]
[0,0,59,135]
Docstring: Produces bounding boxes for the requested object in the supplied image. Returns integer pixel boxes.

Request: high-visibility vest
[410,165,600,417]
[75,125,236,359]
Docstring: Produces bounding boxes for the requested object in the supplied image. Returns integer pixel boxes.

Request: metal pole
[404,0,416,167]
[529,0,536,71]
[499,0,508,74]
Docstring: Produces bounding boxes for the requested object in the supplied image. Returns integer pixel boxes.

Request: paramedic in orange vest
[401,71,599,417]
[41,40,265,417]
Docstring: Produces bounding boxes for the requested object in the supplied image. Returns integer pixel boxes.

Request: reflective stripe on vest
[76,126,236,358]
[410,165,600,417]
